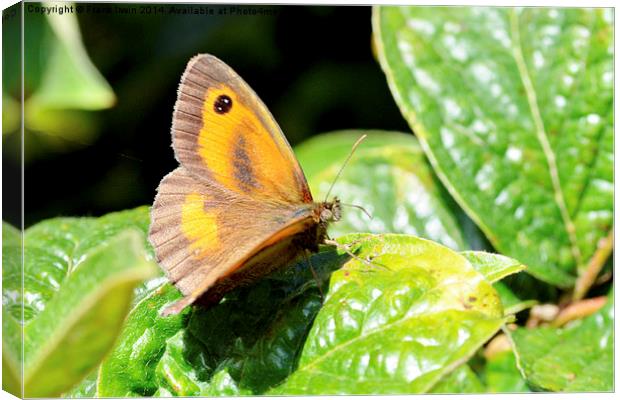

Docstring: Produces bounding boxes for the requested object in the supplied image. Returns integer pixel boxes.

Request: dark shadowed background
[3,3,410,227]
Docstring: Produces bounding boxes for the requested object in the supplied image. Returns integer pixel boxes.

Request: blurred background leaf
[296,130,470,250]
[4,2,116,163]
[373,7,613,293]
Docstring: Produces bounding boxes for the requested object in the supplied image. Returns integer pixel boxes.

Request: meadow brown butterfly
[149,54,346,316]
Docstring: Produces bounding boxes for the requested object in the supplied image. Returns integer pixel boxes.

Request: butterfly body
[149,54,341,315]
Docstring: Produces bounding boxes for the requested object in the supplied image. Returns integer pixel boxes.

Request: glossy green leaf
[2,208,158,397]
[23,229,158,397]
[199,370,252,396]
[271,234,506,394]
[96,282,187,396]
[374,7,613,287]
[11,207,153,323]
[509,290,613,391]
[2,221,20,247]
[296,130,466,250]
[2,222,22,397]
[462,251,532,316]
[98,232,513,395]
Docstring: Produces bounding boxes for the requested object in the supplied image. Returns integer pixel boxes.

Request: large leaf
[98,233,517,395]
[2,207,158,397]
[509,290,613,391]
[373,7,613,288]
[296,130,466,250]
[270,234,507,394]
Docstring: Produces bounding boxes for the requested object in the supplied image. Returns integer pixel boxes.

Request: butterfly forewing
[172,54,312,204]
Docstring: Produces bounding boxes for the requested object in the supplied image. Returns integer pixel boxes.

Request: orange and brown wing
[172,54,312,204]
[149,167,316,315]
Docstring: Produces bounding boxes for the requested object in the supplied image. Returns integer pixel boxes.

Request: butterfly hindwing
[172,54,312,204]
[149,167,316,313]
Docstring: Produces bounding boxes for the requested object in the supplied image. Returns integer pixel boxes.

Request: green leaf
[23,229,158,397]
[461,251,533,316]
[2,221,20,247]
[373,7,613,287]
[97,282,187,397]
[98,232,508,395]
[271,234,506,394]
[2,207,157,397]
[2,221,22,397]
[509,290,613,391]
[430,365,485,393]
[296,130,466,250]
[8,8,116,159]
[63,371,98,398]
[483,349,530,393]
[462,251,526,283]
[200,370,252,396]
[2,315,22,398]
[28,10,115,110]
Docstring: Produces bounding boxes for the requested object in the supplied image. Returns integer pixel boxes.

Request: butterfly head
[319,197,342,224]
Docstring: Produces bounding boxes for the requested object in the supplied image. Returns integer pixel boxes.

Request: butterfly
[148,54,348,316]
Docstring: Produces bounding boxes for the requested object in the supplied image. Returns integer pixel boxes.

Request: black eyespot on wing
[214,94,232,114]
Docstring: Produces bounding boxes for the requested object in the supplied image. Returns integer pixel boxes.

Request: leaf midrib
[509,9,582,269]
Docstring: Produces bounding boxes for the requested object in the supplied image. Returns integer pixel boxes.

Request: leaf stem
[572,228,614,300]
[552,296,607,327]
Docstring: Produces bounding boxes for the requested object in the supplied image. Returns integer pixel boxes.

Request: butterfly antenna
[340,203,373,219]
[323,134,368,202]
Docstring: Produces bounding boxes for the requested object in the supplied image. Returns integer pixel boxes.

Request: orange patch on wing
[197,85,299,198]
[181,192,218,258]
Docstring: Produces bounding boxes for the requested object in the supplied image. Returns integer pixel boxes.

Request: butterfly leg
[323,238,384,271]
